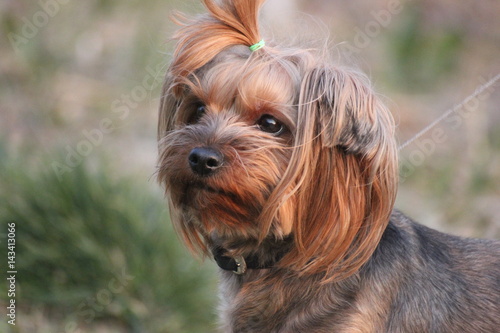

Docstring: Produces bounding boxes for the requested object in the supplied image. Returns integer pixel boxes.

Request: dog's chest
[216,271,380,333]
[217,272,291,332]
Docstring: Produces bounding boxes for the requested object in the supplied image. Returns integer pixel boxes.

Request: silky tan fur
[157,1,500,332]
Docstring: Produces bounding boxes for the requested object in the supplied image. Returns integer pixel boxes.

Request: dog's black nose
[188,147,224,176]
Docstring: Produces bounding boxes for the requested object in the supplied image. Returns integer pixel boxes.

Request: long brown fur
[157,1,500,332]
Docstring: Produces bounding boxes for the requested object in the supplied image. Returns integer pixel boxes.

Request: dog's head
[158,0,398,281]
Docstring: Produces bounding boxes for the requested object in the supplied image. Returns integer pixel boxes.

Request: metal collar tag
[233,255,247,275]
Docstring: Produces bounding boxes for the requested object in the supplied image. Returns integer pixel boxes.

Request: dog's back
[366,211,500,332]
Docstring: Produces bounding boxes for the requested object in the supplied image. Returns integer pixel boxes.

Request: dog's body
[157,0,500,332]
[218,211,500,332]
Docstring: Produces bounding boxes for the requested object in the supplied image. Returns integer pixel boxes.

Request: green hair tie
[249,39,265,52]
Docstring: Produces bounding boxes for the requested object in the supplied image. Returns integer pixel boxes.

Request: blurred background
[0,0,498,332]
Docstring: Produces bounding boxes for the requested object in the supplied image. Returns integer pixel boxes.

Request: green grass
[0,145,218,333]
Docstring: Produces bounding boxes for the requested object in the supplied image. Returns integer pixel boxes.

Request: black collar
[212,245,288,275]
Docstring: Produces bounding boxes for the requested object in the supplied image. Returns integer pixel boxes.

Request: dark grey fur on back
[368,211,500,332]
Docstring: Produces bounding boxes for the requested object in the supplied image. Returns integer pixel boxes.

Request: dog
[157,0,500,332]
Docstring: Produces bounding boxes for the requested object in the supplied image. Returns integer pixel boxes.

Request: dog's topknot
[170,0,265,87]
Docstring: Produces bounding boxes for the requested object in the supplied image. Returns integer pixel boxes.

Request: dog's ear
[277,65,398,282]
[158,73,177,139]
[299,66,394,154]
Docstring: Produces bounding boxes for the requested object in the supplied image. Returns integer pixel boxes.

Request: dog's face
[158,0,398,281]
[159,47,298,246]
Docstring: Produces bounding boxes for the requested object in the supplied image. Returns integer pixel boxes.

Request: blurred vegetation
[0,144,217,333]
[388,4,464,91]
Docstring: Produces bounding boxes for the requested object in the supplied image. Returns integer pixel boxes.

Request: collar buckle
[232,255,247,275]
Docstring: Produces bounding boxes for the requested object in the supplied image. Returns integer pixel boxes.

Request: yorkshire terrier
[157,0,500,332]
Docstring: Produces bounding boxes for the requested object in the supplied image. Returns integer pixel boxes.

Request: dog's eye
[257,115,285,135]
[188,104,206,124]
